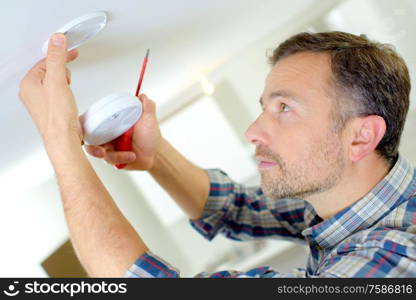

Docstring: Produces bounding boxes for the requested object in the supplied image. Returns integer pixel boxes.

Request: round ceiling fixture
[42,11,108,54]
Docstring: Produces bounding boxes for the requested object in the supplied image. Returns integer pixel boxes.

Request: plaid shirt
[125,154,416,277]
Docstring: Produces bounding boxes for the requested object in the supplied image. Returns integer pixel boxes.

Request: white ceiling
[1,0,326,174]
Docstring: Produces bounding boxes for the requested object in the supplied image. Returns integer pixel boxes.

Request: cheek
[269,127,313,160]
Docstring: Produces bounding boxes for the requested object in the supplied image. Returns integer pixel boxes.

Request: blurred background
[0,0,415,277]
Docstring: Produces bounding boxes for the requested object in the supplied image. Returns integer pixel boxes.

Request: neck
[306,154,392,220]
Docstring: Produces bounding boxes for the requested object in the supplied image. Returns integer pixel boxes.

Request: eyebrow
[259,90,300,107]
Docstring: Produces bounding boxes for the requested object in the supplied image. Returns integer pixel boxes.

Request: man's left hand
[19,33,82,147]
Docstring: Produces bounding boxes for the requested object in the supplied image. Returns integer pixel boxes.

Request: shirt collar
[302,154,416,249]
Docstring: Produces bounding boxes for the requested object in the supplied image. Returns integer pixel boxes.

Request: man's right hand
[87,92,209,219]
[84,94,162,170]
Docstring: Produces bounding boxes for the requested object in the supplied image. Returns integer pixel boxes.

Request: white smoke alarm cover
[81,92,142,145]
[42,11,108,54]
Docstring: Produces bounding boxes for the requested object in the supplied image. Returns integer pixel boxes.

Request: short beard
[256,131,345,200]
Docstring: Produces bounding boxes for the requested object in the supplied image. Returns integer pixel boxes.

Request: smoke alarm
[81,92,142,145]
[42,11,108,54]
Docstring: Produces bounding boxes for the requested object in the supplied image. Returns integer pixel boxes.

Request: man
[19,31,416,277]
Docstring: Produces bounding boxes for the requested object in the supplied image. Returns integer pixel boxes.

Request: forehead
[264,52,334,104]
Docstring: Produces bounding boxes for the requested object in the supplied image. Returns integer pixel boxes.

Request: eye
[280,103,290,112]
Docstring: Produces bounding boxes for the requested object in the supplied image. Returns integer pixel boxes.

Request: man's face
[245,52,347,200]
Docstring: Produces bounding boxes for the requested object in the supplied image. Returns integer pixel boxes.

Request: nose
[245,115,269,146]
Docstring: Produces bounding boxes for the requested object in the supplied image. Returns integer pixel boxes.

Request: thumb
[45,33,68,86]
[140,94,156,116]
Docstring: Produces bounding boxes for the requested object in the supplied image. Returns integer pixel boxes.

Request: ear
[349,115,386,162]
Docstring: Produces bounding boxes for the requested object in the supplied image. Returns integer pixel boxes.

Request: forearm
[149,138,210,220]
[45,134,148,277]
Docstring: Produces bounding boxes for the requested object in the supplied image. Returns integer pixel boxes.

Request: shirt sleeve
[189,169,319,242]
[124,251,309,278]
[317,237,416,277]
[125,239,415,278]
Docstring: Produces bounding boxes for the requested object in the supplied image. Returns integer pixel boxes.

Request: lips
[256,156,278,169]
[259,161,277,169]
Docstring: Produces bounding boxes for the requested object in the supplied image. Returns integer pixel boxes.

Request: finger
[85,145,105,158]
[23,58,46,84]
[21,47,76,89]
[30,48,76,71]
[101,142,115,151]
[45,33,68,86]
[67,49,79,63]
[139,94,156,115]
[79,114,86,124]
[25,48,76,84]
[104,151,136,165]
[66,68,71,85]
[20,65,46,94]
[33,58,47,70]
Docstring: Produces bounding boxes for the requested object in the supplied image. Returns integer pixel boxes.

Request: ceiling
[1,0,329,175]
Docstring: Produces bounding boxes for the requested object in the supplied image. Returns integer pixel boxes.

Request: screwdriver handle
[114,127,134,169]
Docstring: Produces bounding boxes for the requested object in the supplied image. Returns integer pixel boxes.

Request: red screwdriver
[114,49,150,169]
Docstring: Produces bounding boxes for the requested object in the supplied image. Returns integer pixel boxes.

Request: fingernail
[52,33,65,47]
[94,149,103,157]
[127,153,136,161]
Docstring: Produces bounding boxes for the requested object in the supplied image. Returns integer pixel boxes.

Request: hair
[269,31,411,166]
